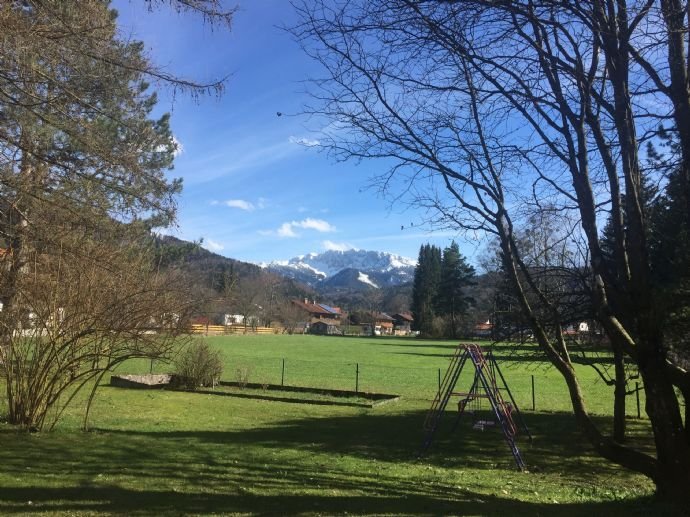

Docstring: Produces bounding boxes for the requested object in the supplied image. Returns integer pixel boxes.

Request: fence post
[355,363,359,393]
[281,359,285,386]
[438,368,441,397]
[636,382,641,419]
[531,375,536,411]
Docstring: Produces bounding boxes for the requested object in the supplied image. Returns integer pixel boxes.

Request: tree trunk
[638,346,690,504]
[498,231,657,478]
[613,344,627,442]
[660,0,690,221]
[553,349,658,478]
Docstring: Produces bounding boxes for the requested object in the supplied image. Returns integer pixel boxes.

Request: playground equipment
[420,343,532,470]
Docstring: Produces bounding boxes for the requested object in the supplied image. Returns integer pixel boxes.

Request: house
[392,312,414,335]
[223,314,245,326]
[563,321,591,336]
[291,299,342,330]
[473,319,493,337]
[309,320,342,336]
[363,312,395,335]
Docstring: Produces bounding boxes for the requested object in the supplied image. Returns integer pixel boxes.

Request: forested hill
[151,235,313,299]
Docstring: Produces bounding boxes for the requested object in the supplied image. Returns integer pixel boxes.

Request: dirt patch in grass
[110,374,171,389]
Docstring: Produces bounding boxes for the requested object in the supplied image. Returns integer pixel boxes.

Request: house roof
[393,312,414,322]
[373,312,395,322]
[292,299,334,316]
[318,303,342,315]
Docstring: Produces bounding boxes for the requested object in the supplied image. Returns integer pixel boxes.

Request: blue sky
[113,1,470,264]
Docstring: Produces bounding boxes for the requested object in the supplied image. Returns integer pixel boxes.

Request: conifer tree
[437,242,475,339]
[411,244,441,336]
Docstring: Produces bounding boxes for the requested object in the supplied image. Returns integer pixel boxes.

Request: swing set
[420,344,532,470]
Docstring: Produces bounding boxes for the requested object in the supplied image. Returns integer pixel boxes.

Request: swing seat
[473,419,496,431]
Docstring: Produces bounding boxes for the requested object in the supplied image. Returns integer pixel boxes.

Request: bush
[235,363,252,387]
[174,341,224,390]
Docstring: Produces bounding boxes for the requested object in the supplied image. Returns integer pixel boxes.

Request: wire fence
[223,354,647,418]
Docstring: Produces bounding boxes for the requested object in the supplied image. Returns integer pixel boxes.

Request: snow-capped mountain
[262,249,416,290]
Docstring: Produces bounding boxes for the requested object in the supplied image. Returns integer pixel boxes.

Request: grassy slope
[0,335,675,516]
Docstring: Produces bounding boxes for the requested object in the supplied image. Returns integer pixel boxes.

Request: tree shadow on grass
[0,411,665,516]
[0,486,673,516]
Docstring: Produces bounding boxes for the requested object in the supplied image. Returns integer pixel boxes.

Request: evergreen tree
[648,167,690,361]
[411,244,441,336]
[601,132,690,355]
[437,242,476,338]
[0,1,232,430]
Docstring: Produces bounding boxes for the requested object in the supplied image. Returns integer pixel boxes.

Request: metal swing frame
[420,344,532,470]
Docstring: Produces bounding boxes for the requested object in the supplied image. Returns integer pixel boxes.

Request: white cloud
[172,135,184,157]
[289,135,321,147]
[277,222,298,238]
[204,239,224,252]
[155,135,183,157]
[323,240,353,252]
[266,218,337,238]
[224,199,255,211]
[211,198,268,211]
[298,218,336,233]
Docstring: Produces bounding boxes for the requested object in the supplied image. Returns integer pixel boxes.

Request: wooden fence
[190,324,285,336]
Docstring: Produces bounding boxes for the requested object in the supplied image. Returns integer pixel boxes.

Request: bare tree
[233,276,266,333]
[0,1,233,429]
[293,0,690,502]
[278,301,308,334]
[0,220,195,431]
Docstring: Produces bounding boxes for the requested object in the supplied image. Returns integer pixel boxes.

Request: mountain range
[155,236,417,312]
[262,249,417,291]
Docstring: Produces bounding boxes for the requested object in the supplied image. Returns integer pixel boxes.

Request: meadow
[0,335,678,515]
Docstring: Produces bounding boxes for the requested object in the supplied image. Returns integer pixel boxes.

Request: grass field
[0,335,678,515]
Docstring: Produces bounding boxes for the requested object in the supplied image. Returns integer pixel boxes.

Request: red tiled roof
[292,300,333,316]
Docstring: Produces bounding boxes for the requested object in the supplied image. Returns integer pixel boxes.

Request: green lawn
[0,335,676,515]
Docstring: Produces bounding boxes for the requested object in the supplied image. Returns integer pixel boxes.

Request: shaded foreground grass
[0,335,678,515]
[0,391,671,515]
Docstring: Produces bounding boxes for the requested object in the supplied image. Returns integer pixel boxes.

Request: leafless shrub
[174,340,224,390]
[235,364,252,388]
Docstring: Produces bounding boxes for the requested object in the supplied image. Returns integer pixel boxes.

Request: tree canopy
[293,0,690,503]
